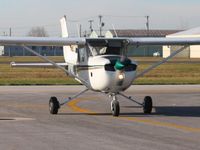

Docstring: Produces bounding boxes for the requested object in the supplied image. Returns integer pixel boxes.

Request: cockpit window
[89,46,122,56]
[87,39,126,56]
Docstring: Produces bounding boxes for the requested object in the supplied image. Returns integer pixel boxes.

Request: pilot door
[77,48,89,81]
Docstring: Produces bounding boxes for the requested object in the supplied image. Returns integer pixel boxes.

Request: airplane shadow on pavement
[153,106,200,117]
[58,106,200,117]
[122,106,200,117]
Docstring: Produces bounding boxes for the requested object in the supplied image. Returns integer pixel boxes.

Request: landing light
[118,74,124,80]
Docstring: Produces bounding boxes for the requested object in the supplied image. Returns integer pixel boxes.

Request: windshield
[90,46,122,56]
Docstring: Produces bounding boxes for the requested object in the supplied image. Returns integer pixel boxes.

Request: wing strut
[21,45,91,89]
[22,45,68,72]
[134,45,189,80]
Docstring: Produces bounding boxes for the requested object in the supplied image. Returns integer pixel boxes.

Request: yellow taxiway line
[67,98,200,133]
[67,99,95,114]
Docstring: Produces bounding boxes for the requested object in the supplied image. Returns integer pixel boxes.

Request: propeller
[114,40,131,71]
[112,40,132,85]
[114,56,131,86]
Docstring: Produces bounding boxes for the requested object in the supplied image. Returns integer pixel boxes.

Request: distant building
[3,46,63,56]
[107,29,181,57]
[109,29,181,38]
[163,27,200,58]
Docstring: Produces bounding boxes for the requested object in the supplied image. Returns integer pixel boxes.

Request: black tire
[143,96,153,114]
[112,100,120,117]
[49,96,60,114]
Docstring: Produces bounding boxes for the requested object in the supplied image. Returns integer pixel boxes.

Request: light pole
[99,15,105,37]
[88,20,94,33]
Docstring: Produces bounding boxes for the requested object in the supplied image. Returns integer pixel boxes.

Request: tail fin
[60,16,77,64]
[60,16,69,38]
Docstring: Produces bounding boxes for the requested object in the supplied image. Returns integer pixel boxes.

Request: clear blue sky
[0,0,200,36]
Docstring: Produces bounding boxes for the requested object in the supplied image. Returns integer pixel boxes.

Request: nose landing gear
[111,95,120,117]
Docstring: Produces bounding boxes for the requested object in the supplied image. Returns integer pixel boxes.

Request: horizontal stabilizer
[10,62,68,68]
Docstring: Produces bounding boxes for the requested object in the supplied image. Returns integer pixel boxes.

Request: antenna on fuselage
[112,24,118,37]
[76,23,80,37]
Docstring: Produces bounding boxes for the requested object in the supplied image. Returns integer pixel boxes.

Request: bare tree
[27,27,49,37]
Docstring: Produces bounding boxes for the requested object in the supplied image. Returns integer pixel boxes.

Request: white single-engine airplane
[1,16,200,116]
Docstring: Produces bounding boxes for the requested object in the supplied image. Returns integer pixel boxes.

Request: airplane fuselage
[75,55,137,93]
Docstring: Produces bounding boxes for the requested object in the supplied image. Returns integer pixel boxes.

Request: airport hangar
[107,29,181,57]
[163,27,200,58]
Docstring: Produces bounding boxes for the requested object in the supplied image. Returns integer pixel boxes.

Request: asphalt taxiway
[0,85,200,150]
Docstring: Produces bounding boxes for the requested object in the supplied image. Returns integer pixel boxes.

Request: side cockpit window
[78,48,87,62]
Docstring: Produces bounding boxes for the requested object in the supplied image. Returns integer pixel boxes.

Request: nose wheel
[110,94,120,117]
[111,100,120,116]
[49,96,60,114]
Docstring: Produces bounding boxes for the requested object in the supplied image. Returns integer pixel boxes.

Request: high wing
[1,36,200,46]
[127,37,200,46]
[0,36,86,46]
[86,37,200,46]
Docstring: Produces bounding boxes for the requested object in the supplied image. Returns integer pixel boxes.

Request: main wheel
[49,96,60,114]
[111,100,120,117]
[143,96,153,114]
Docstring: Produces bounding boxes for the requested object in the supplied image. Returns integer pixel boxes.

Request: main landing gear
[109,93,153,117]
[48,88,152,117]
[143,96,153,114]
[49,88,89,115]
[49,96,60,114]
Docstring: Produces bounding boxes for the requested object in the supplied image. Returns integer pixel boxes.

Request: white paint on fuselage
[77,55,137,93]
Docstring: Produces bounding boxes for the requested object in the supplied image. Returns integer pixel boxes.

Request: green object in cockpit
[114,60,125,70]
